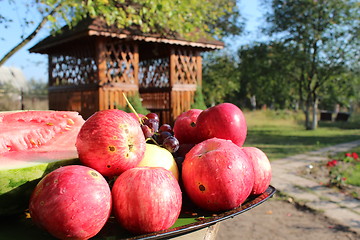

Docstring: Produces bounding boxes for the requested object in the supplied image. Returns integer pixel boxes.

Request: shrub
[118,93,149,115]
[191,85,207,110]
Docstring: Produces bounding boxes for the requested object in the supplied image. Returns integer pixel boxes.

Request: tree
[262,0,359,129]
[0,82,21,111]
[236,41,299,109]
[0,0,243,66]
[202,52,240,106]
[319,66,360,112]
[27,78,48,96]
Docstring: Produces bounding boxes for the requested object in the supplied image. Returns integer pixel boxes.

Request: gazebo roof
[29,18,224,54]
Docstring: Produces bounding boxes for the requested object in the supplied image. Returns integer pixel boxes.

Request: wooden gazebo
[29,18,224,123]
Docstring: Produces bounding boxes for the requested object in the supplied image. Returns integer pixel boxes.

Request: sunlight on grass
[344,164,360,186]
[243,110,360,160]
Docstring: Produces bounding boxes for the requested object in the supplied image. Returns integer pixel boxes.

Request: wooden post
[20,89,24,110]
[96,37,107,110]
[196,51,202,86]
[169,48,176,122]
[48,55,52,86]
[47,54,53,110]
[133,44,139,86]
[169,48,176,87]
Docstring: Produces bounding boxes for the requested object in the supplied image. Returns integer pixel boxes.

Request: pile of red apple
[28,103,272,239]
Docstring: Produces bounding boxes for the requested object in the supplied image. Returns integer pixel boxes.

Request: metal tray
[0,185,276,240]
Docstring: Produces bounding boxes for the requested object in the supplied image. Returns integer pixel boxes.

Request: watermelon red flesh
[0,127,80,170]
[0,111,85,216]
[0,111,84,153]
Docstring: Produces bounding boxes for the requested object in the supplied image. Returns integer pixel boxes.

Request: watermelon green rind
[0,150,80,193]
[0,146,81,216]
[0,156,79,216]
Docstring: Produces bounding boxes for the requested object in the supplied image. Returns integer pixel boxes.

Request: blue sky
[0,0,266,82]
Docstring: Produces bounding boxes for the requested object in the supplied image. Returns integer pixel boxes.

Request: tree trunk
[298,64,306,112]
[304,94,313,130]
[311,97,318,130]
[250,95,256,110]
[304,98,311,130]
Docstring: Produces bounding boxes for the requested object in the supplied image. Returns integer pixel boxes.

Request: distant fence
[0,92,48,111]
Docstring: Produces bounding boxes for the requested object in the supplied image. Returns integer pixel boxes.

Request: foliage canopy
[0,0,243,65]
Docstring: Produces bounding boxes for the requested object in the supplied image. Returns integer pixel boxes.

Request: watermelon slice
[0,111,85,216]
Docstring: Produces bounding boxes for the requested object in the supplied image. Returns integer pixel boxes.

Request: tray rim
[0,185,276,240]
[125,185,276,240]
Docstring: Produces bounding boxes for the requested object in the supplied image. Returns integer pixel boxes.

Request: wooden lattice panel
[48,89,99,119]
[99,86,138,110]
[139,58,170,89]
[140,92,171,124]
[173,49,199,85]
[104,40,137,85]
[171,90,195,121]
[49,48,97,86]
[141,92,170,110]
[81,90,100,118]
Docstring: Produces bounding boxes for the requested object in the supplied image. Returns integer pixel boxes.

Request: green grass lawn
[344,163,360,186]
[243,110,360,161]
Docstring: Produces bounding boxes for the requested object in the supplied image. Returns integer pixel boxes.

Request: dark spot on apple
[107,165,111,168]
[108,146,116,152]
[190,122,196,128]
[90,171,98,177]
[128,144,133,151]
[199,184,206,192]
[124,128,129,134]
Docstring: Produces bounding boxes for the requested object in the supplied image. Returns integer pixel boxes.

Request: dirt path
[216,195,358,240]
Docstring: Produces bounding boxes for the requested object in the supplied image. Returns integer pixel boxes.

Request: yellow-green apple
[196,103,247,147]
[242,147,272,195]
[182,138,254,212]
[112,167,182,234]
[173,109,202,144]
[137,143,179,180]
[76,109,146,177]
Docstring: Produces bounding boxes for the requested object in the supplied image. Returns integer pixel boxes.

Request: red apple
[127,112,145,123]
[76,109,146,177]
[112,167,182,234]
[173,109,202,144]
[182,138,254,212]
[196,103,247,147]
[29,165,112,240]
[242,147,272,195]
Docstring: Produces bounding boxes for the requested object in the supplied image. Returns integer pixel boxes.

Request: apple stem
[146,137,160,146]
[123,93,161,146]
[122,93,144,124]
